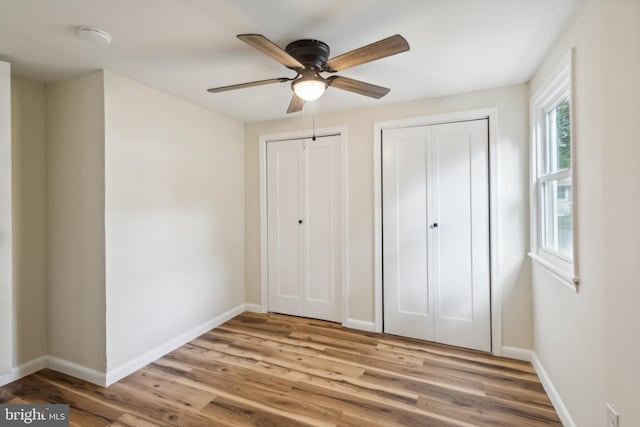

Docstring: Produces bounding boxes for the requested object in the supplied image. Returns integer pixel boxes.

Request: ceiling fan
[207,34,410,113]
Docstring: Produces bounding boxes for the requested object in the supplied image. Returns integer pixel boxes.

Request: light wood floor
[0,312,561,426]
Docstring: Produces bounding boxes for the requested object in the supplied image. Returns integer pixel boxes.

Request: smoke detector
[77,27,112,45]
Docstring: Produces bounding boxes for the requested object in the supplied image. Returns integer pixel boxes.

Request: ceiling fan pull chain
[312,113,316,141]
[301,101,306,139]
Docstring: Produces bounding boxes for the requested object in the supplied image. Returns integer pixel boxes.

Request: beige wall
[530,5,606,426]
[11,76,48,365]
[602,0,640,424]
[5,69,246,383]
[245,84,532,348]
[46,71,106,372]
[0,61,12,375]
[531,0,640,425]
[103,72,245,372]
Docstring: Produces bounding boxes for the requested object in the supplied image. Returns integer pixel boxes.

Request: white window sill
[528,252,579,293]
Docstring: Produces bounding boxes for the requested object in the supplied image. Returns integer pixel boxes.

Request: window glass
[542,177,573,258]
[545,98,571,173]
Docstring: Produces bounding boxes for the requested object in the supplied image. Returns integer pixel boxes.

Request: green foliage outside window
[556,99,571,169]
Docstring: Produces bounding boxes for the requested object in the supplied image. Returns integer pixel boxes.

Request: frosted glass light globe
[293,79,326,101]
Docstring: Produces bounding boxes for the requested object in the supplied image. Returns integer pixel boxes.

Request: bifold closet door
[382,126,434,341]
[383,120,491,352]
[267,140,305,317]
[267,136,342,323]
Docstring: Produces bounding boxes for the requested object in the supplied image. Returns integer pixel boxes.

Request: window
[530,49,578,289]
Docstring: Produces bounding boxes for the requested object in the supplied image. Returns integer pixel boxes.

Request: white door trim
[374,109,502,355]
[259,127,349,325]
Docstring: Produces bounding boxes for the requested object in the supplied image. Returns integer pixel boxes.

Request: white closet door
[382,127,434,341]
[383,120,490,352]
[430,120,490,352]
[267,136,342,323]
[304,135,342,322]
[267,140,305,317]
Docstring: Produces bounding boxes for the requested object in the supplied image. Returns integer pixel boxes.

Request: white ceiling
[0,0,580,123]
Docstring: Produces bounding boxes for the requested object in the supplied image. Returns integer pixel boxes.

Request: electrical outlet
[606,403,619,427]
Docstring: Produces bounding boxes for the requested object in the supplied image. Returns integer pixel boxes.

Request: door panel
[432,120,491,351]
[304,136,341,321]
[383,120,490,352]
[432,128,473,321]
[267,135,342,323]
[267,141,304,316]
[382,127,433,341]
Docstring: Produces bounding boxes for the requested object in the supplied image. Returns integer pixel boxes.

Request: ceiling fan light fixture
[207,34,410,113]
[292,73,327,101]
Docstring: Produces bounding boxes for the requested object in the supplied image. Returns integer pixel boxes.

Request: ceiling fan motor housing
[285,39,330,70]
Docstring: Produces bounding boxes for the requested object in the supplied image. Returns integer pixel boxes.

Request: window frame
[529,48,579,291]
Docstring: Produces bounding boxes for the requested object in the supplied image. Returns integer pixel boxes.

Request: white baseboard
[342,318,377,333]
[0,356,106,387]
[501,347,575,426]
[531,352,576,427]
[502,346,533,362]
[1,304,249,388]
[104,303,246,386]
[0,356,47,387]
[46,356,106,386]
[244,303,265,313]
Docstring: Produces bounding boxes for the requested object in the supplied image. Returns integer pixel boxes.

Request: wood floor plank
[380,336,537,372]
[117,370,214,413]
[108,412,164,427]
[195,334,367,379]
[200,396,327,427]
[214,327,489,399]
[40,370,217,427]
[15,373,125,426]
[0,312,561,426]
[170,371,338,426]
[415,395,561,427]
[217,324,328,352]
[376,341,539,379]
[177,363,342,424]
[216,324,493,399]
[484,383,558,409]
[289,381,469,427]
